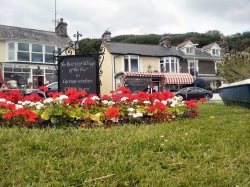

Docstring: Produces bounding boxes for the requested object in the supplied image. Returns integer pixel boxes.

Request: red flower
[3,108,38,123]
[199,98,206,102]
[116,87,131,94]
[105,107,119,118]
[84,98,95,105]
[154,102,167,112]
[65,88,78,96]
[38,86,48,92]
[184,101,198,109]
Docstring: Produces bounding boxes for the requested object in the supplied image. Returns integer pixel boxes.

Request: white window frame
[186,47,194,54]
[160,57,179,73]
[188,60,199,74]
[123,55,139,72]
[6,42,59,63]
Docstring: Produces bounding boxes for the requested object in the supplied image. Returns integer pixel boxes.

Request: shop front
[2,64,57,90]
[115,72,194,93]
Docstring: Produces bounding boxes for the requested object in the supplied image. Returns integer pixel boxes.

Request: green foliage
[77,30,250,54]
[0,103,249,186]
[219,48,250,83]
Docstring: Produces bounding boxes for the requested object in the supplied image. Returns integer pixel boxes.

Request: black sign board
[58,55,99,94]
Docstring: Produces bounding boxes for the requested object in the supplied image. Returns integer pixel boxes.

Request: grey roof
[181,48,222,60]
[176,40,191,48]
[202,42,216,50]
[0,24,72,47]
[104,42,183,57]
[105,42,222,60]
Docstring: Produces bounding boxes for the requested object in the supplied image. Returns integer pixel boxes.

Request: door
[33,76,44,89]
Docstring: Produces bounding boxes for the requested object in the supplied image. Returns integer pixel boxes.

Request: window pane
[32,44,42,52]
[45,46,55,53]
[23,68,30,72]
[45,74,58,84]
[4,67,13,72]
[8,52,15,61]
[14,68,22,72]
[8,43,14,51]
[130,58,138,72]
[45,54,54,63]
[18,43,29,51]
[124,58,129,71]
[18,52,30,61]
[165,62,170,72]
[160,63,164,72]
[171,63,175,72]
[32,53,43,62]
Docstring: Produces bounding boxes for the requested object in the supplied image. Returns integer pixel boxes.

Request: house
[100,31,222,94]
[0,18,72,89]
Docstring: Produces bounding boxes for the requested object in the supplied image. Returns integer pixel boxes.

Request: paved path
[210,93,222,102]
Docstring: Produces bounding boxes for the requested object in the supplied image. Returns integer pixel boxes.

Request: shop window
[188,61,198,75]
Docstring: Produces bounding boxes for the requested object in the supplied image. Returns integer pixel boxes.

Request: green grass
[0,103,249,186]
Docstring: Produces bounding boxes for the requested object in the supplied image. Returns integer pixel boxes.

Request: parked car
[24,82,58,98]
[175,87,213,100]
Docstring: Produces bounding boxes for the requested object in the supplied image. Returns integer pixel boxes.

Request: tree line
[77,30,250,54]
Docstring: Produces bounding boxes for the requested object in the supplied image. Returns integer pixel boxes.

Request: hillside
[77,30,250,54]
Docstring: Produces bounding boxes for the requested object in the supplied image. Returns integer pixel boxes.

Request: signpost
[53,31,104,95]
[58,54,99,94]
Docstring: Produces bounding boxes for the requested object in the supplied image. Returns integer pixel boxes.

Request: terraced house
[100,31,222,94]
[0,18,71,89]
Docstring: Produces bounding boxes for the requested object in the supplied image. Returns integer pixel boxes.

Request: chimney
[102,30,111,43]
[159,34,171,48]
[55,18,68,37]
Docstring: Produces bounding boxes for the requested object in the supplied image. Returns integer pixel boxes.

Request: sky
[0,0,250,40]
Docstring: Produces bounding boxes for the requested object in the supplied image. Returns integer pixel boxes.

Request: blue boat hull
[218,84,250,108]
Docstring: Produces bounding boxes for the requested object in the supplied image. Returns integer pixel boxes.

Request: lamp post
[193,43,199,86]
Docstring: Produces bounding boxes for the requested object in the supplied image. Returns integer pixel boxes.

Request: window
[45,45,55,63]
[186,47,194,54]
[8,43,15,61]
[7,42,58,63]
[124,55,139,72]
[212,49,219,56]
[160,57,179,73]
[32,44,43,62]
[188,61,198,75]
[18,43,30,61]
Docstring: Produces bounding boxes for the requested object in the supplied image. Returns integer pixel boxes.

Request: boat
[218,78,250,108]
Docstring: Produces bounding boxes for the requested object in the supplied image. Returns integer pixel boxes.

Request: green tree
[219,48,250,83]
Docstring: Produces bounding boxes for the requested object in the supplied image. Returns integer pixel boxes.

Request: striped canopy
[123,72,193,84]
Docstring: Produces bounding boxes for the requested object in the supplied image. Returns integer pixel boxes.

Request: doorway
[33,76,44,89]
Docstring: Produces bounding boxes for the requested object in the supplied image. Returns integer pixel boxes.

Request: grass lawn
[0,103,249,186]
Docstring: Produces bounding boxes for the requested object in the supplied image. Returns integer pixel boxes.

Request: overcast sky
[0,0,250,40]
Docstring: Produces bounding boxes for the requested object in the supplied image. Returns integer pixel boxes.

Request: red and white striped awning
[122,72,193,84]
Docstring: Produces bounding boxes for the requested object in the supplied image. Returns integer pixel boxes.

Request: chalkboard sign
[58,55,99,94]
[124,78,150,93]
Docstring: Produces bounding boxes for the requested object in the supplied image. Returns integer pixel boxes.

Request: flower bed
[0,87,205,128]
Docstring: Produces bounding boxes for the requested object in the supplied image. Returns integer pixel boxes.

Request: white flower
[143,100,151,105]
[132,112,143,118]
[111,117,119,122]
[43,98,54,104]
[132,99,138,104]
[15,104,23,109]
[91,96,100,101]
[0,98,6,102]
[29,102,36,107]
[22,101,31,105]
[55,95,68,101]
[6,101,14,105]
[161,100,168,105]
[154,99,160,103]
[121,97,128,101]
[108,101,115,106]
[102,100,109,105]
[127,108,135,112]
[36,104,44,110]
[170,101,178,107]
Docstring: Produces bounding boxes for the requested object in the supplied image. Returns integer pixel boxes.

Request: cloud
[0,0,249,38]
